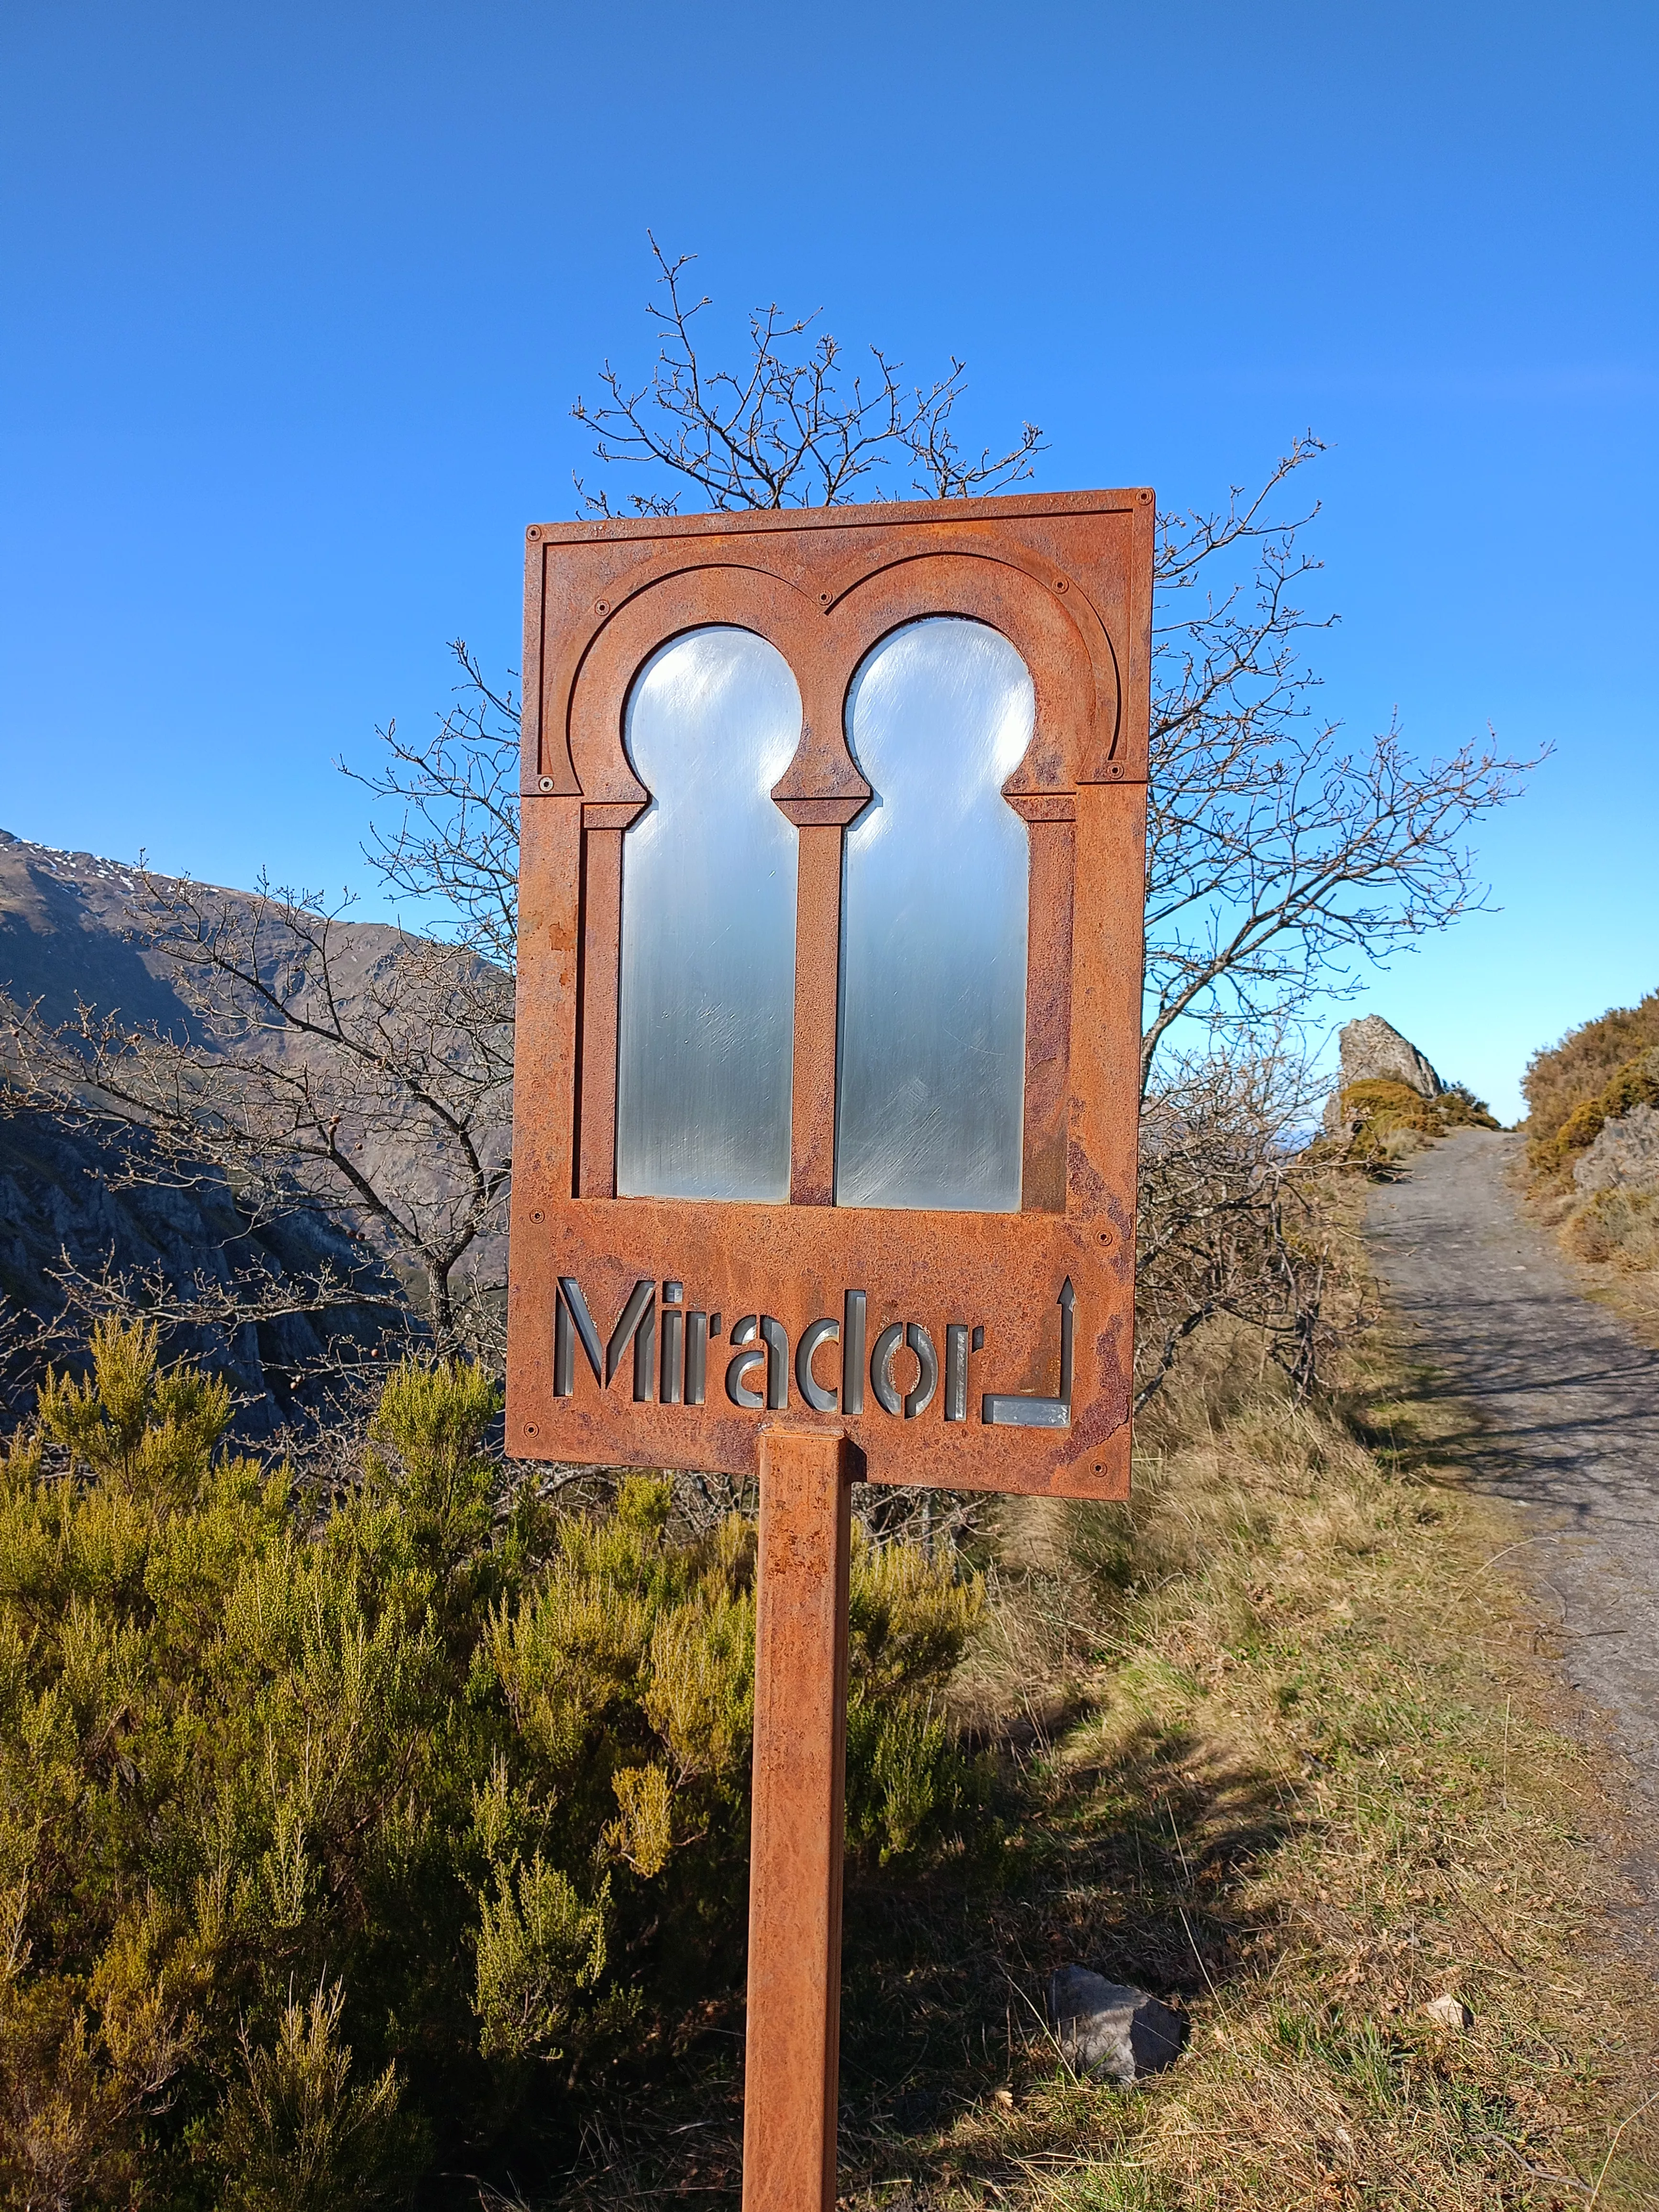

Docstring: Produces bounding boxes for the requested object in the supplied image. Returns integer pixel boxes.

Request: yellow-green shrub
[1537,1045,1659,1175]
[1523,988,1659,1166]
[0,1323,984,2204]
[1334,1079,1499,1164]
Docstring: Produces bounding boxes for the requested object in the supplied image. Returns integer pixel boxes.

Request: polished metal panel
[903,1322,938,1419]
[726,1315,766,1407]
[869,1321,907,1415]
[841,1289,867,1414]
[685,1311,709,1406]
[835,617,1034,1211]
[616,627,801,1201]
[944,1323,970,1422]
[660,1310,684,1404]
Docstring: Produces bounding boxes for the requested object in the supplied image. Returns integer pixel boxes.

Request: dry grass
[1577,1266,1659,1352]
[1516,1174,1659,1355]
[874,1327,1659,2211]
[548,1311,1659,2210]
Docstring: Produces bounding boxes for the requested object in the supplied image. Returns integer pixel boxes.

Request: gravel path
[1367,1130,1659,1782]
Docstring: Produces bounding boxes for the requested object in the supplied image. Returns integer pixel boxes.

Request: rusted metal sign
[507,490,1152,1499]
[508,490,1150,2212]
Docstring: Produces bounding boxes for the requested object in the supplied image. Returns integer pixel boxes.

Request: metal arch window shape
[615,626,801,1202]
[834,616,1035,1212]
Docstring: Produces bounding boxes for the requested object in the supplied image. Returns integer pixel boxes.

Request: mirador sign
[507,489,1151,2211]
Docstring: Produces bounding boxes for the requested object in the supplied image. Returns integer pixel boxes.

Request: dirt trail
[1367,1130,1659,1781]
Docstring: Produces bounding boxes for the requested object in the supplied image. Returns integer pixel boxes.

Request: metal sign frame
[507,488,1152,1500]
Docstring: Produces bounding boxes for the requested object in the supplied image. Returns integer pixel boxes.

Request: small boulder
[1046,1966,1187,2083]
[1424,1992,1473,2031]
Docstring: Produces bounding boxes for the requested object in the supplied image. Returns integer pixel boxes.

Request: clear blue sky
[2,1,1655,1120]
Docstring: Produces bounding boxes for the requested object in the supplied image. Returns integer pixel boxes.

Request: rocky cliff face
[1573,1097,1659,1194]
[0,827,422,1042]
[0,1103,405,1427]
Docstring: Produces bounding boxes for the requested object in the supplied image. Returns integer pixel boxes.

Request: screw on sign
[507,489,1152,2212]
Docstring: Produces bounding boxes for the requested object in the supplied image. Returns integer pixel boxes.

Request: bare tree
[379,375,1530,1117]
[1143,439,1532,1092]
[1133,1041,1362,1410]
[571,234,1044,515]
[4,244,1530,1411]
[338,259,1532,1413]
[6,875,513,1362]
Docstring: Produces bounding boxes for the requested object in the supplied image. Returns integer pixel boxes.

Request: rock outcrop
[1336,1014,1444,1100]
[1324,1015,1445,1134]
[1574,1101,1659,1194]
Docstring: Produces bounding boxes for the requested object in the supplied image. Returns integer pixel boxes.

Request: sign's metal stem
[742,1422,857,2212]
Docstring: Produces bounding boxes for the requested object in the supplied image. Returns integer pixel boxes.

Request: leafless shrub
[40,1245,399,1342]
[1135,1045,1364,1409]
[33,1248,413,1435]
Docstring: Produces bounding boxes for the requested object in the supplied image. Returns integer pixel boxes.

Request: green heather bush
[1539,1044,1659,1174]
[1523,986,1659,1168]
[1334,1077,1499,1163]
[0,1321,983,2206]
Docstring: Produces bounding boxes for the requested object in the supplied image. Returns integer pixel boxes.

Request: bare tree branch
[1134,1042,1367,1409]
[570,235,1043,515]
[1143,436,1538,1091]
[340,641,521,973]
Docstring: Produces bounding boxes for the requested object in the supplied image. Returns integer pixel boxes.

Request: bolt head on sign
[507,489,1152,1499]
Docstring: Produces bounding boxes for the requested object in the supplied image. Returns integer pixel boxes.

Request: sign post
[507,490,1153,2209]
[744,1424,854,2212]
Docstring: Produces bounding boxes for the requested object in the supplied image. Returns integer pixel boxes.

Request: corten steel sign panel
[507,490,1152,1500]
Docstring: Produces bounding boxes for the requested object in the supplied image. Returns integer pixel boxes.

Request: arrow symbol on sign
[982,1278,1074,1430]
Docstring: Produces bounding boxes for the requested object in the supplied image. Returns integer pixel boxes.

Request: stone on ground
[1046,1966,1187,2082]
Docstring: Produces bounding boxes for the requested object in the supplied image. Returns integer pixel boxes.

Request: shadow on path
[1368,1129,1659,1786]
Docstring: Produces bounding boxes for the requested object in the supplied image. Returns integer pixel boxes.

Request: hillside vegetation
[6,1203,1658,2206]
[546,1272,1659,2209]
[1332,1079,1499,1170]
[1520,989,1659,1297]
[1522,986,1659,1175]
[0,1323,977,2204]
